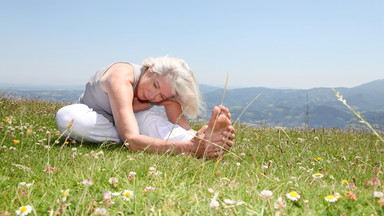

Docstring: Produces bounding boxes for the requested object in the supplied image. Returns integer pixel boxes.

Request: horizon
[1,77,382,91]
[1,1,383,89]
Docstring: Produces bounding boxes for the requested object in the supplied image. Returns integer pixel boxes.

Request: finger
[197,125,208,137]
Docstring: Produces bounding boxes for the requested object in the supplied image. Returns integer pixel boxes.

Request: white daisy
[312,173,324,179]
[61,189,70,202]
[15,205,33,216]
[122,190,134,201]
[286,191,301,201]
[325,195,338,202]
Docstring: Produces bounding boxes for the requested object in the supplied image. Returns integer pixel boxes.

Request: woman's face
[136,70,174,103]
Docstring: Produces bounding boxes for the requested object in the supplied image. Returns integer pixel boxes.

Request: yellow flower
[13,140,20,144]
[317,157,322,161]
[342,180,348,184]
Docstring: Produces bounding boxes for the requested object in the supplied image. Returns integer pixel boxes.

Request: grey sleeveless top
[77,63,145,123]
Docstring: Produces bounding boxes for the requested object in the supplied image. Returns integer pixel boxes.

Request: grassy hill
[1,96,384,215]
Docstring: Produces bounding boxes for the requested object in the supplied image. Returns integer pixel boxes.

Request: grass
[1,95,384,215]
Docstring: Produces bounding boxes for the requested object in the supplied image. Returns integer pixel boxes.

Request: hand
[191,125,235,158]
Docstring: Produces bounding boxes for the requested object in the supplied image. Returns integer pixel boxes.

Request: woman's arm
[157,100,192,131]
[100,63,194,154]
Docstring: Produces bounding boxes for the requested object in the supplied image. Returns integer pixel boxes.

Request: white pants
[56,104,194,143]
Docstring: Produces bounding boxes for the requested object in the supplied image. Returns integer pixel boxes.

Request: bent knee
[56,106,75,132]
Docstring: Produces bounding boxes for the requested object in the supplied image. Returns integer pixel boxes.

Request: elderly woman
[56,56,235,158]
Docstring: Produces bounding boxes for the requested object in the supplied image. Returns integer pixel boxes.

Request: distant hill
[203,79,384,130]
[1,79,383,130]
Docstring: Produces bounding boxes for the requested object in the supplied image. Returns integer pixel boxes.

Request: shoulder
[100,63,135,93]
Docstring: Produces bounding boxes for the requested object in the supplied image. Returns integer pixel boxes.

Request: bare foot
[191,106,235,158]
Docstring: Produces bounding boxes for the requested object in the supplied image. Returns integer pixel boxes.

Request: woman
[56,56,235,158]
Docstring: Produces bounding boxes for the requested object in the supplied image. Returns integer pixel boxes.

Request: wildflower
[355,156,361,162]
[210,193,220,210]
[122,190,134,201]
[148,167,156,176]
[2,146,6,151]
[342,180,348,185]
[286,191,301,201]
[373,191,384,198]
[274,197,286,210]
[10,146,16,151]
[43,165,58,173]
[314,137,319,141]
[71,148,77,151]
[93,151,104,158]
[325,195,338,202]
[223,199,236,205]
[82,179,94,186]
[143,186,155,193]
[335,193,342,200]
[94,207,108,216]
[19,182,26,186]
[108,177,118,187]
[61,189,69,202]
[236,162,241,166]
[370,177,381,187]
[317,157,322,161]
[341,156,346,161]
[103,192,111,200]
[13,140,20,144]
[373,167,383,174]
[25,183,32,188]
[259,190,273,199]
[128,171,136,180]
[312,173,324,179]
[111,192,121,196]
[208,188,215,194]
[329,175,335,180]
[297,138,304,142]
[345,191,357,201]
[15,205,32,216]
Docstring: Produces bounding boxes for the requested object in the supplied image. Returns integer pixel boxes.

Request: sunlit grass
[1,96,384,215]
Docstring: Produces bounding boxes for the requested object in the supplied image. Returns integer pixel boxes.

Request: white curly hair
[142,56,202,119]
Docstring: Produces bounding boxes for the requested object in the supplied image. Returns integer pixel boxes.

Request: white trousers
[56,104,194,143]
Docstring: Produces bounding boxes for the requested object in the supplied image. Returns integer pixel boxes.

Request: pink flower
[82,179,94,185]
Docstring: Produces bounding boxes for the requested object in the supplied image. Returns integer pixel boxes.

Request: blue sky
[1,0,383,89]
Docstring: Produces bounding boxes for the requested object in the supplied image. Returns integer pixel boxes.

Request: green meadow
[1,95,383,215]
